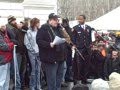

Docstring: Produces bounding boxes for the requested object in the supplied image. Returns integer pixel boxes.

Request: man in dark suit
[72,15,92,84]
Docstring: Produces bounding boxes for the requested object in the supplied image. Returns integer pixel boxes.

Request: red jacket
[0,30,14,65]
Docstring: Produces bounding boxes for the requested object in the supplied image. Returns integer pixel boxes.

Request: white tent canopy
[87,6,120,30]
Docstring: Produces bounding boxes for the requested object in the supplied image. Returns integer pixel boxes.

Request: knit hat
[8,15,16,23]
[109,72,120,90]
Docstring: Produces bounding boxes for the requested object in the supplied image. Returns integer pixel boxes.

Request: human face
[78,16,85,25]
[112,51,118,59]
[98,46,104,51]
[49,19,58,27]
[17,23,23,29]
[36,22,40,29]
[11,20,16,25]
[0,25,6,32]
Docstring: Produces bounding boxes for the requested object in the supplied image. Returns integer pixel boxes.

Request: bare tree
[57,0,120,21]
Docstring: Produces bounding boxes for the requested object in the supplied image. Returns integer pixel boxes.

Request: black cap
[48,13,59,20]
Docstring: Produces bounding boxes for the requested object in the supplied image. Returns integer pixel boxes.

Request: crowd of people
[0,13,120,90]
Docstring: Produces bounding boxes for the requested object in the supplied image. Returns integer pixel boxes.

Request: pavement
[42,79,93,90]
[10,79,93,90]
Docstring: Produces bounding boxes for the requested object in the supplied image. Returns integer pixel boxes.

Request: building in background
[0,0,57,24]
[0,2,24,24]
[23,0,57,24]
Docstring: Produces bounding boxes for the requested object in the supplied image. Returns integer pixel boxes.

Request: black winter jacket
[36,24,66,63]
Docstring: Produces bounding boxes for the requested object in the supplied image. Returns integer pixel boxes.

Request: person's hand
[72,45,76,50]
[50,43,55,48]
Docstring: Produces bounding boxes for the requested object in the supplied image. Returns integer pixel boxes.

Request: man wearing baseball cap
[36,13,67,90]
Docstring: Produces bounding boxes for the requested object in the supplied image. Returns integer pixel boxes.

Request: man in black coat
[36,13,67,90]
[104,50,120,79]
[6,16,22,90]
[72,15,92,84]
[90,45,105,79]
